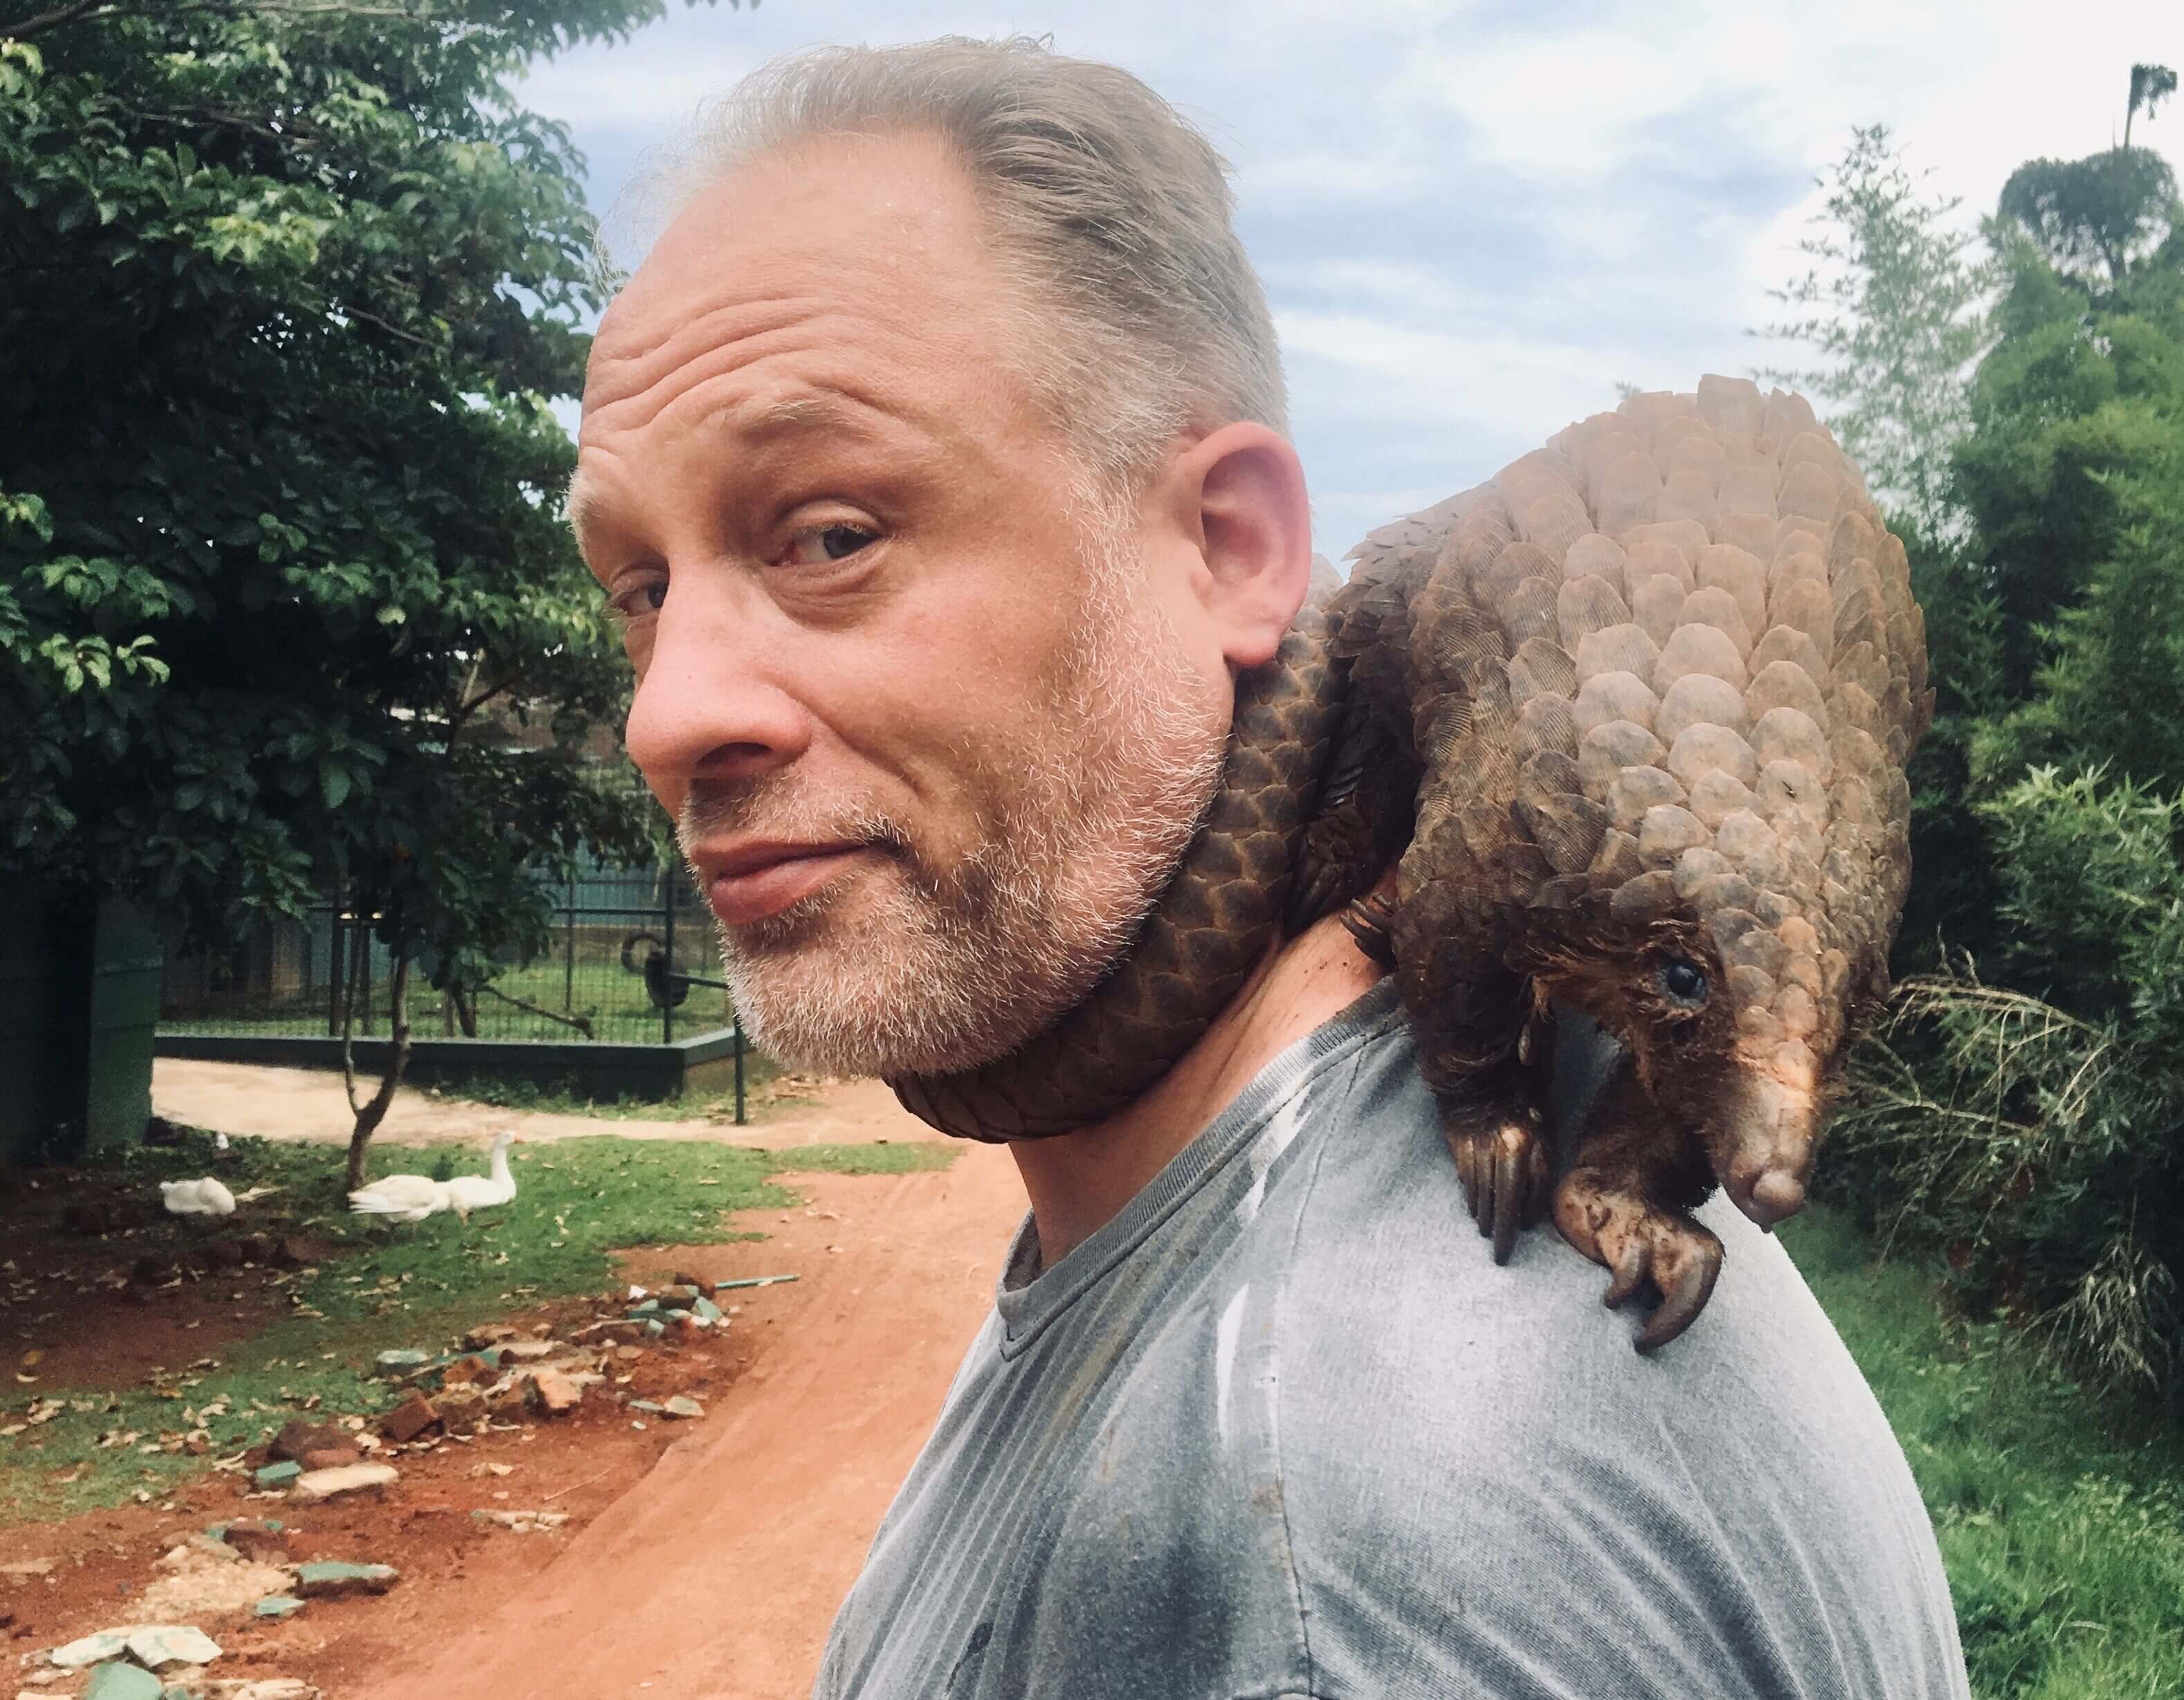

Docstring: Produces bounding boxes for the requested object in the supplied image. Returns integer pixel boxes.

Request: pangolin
[1310,374,1931,1351]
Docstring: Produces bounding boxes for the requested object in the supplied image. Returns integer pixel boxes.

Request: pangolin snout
[1726,1162,1808,1230]
[1717,1062,1822,1231]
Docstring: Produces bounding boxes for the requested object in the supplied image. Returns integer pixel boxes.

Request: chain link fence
[158,862,734,1045]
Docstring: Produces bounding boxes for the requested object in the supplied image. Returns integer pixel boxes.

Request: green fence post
[563,872,576,1013]
[661,866,676,1048]
[326,906,345,1038]
[734,1012,745,1126]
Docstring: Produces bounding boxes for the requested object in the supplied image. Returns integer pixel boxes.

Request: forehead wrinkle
[585,293,857,433]
[585,228,1011,419]
[584,297,1007,475]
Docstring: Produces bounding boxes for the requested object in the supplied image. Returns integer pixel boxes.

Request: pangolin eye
[1659,959,1708,1006]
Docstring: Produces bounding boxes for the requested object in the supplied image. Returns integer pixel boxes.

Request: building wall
[0,881,159,1164]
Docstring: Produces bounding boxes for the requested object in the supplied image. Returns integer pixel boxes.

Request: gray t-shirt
[815,982,1970,1699]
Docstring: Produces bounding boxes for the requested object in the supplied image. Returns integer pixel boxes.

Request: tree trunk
[342,940,412,1192]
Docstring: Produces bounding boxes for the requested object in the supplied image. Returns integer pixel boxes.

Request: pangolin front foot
[1446,1111,1549,1266]
[1552,1167,1723,1354]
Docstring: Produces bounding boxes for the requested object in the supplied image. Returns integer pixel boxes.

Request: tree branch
[479,979,593,1038]
[1,0,104,39]
[338,302,439,350]
[448,673,517,734]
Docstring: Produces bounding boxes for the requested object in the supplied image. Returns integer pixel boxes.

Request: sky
[520,0,2181,561]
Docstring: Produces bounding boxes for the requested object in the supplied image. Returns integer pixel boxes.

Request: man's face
[570,132,1235,1079]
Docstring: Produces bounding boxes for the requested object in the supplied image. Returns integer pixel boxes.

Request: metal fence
[158,863,736,1045]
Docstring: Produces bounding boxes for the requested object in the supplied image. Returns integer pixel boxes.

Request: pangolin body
[1321,375,1932,1349]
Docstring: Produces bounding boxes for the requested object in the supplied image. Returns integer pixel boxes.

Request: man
[570,37,1971,1699]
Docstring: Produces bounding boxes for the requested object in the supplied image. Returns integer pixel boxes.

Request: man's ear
[1165,422,1313,672]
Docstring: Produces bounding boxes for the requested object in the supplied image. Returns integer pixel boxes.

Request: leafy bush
[1835,770,2184,1398]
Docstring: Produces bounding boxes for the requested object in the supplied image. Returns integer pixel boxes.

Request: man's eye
[783,523,877,567]
[608,579,666,619]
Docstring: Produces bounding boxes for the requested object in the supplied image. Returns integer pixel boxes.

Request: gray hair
[625,36,1286,499]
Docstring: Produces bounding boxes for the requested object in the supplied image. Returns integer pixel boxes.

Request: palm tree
[2125,64,2176,150]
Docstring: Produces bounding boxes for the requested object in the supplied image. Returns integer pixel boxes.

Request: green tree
[1755,124,1997,547]
[2127,62,2176,150]
[1997,148,2178,289]
[0,1,729,1183]
[1750,127,2005,969]
[1835,111,2184,1399]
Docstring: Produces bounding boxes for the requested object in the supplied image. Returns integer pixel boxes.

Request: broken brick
[269,1419,352,1465]
[528,1367,582,1416]
[379,1393,442,1445]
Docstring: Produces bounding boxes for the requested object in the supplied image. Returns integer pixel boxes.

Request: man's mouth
[697,841,870,926]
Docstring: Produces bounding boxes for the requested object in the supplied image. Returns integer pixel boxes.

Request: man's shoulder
[1245,1011,1896,1481]
[1228,1066,1968,1698]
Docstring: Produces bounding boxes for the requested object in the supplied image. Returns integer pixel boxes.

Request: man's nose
[624,581,810,798]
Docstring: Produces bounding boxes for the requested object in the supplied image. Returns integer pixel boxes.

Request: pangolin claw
[1340,891,1399,967]
[1552,1167,1725,1353]
[1446,1116,1549,1265]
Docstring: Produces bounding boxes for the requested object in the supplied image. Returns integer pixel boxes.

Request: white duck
[349,1131,517,1225]
[346,1169,452,1224]
[161,1177,236,1218]
[442,1131,519,1221]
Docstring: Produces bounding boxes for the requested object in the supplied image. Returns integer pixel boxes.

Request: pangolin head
[1515,903,1891,1230]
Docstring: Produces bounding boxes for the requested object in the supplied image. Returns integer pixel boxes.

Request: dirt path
[153,1058,923,1150]
[350,1143,1024,1700]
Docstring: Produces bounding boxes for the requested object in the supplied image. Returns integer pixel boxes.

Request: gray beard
[677,554,1228,1081]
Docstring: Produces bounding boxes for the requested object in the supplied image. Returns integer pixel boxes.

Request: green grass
[1783,1206,2184,1699]
[767,1141,960,1176]
[0,1126,956,1521]
[427,1059,799,1122]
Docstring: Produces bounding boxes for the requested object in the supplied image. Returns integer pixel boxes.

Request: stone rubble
[211,1523,289,1565]
[122,1626,220,1670]
[83,1665,161,1700]
[135,1549,295,1623]
[290,1563,398,1601]
[473,1510,569,1534]
[289,1463,397,1504]
[21,1271,764,1700]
